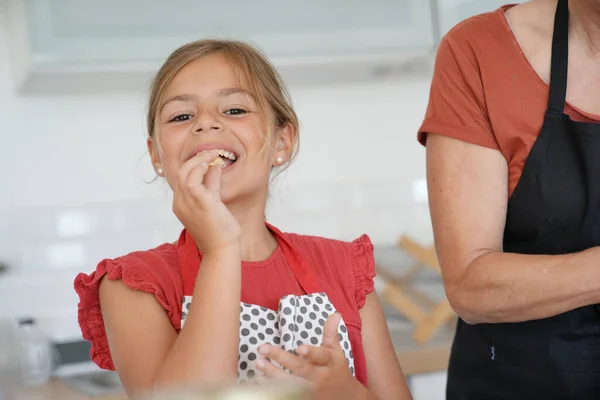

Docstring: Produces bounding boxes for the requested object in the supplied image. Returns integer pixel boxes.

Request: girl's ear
[272,123,295,166]
[147,137,163,175]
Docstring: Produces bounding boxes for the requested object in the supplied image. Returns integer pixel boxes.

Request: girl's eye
[224,108,247,115]
[169,114,192,122]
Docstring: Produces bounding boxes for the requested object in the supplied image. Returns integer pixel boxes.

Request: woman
[420,0,600,398]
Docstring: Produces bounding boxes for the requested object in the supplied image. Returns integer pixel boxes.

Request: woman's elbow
[444,281,486,325]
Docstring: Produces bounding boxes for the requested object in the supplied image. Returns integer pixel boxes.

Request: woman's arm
[360,292,413,399]
[99,247,241,397]
[427,133,600,324]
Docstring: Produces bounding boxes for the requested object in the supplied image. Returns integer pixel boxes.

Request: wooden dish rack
[377,236,456,344]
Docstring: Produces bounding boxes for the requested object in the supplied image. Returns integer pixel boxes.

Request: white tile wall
[0,181,431,272]
[0,10,444,399]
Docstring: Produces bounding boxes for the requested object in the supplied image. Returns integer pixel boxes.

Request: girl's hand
[172,150,241,255]
[256,313,375,400]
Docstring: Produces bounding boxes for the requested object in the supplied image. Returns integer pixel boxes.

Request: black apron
[446,0,600,398]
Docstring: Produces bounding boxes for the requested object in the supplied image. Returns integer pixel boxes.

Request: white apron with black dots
[181,292,355,383]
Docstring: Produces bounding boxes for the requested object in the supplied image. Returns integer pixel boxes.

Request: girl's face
[148,53,294,205]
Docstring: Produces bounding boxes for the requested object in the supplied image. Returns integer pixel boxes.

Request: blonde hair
[147,39,299,168]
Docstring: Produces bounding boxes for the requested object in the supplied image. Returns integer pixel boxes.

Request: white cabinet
[5,0,525,94]
[5,0,438,93]
[437,0,525,37]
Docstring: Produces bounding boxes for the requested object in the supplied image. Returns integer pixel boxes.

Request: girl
[74,39,411,400]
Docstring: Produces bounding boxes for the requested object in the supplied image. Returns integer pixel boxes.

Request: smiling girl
[74,40,411,400]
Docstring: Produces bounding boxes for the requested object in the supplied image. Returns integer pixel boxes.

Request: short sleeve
[351,235,376,309]
[73,247,182,370]
[418,33,499,150]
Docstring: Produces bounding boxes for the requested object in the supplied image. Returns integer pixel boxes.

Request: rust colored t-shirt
[418,4,600,197]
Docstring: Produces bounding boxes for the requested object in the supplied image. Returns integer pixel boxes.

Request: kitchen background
[0,1,519,399]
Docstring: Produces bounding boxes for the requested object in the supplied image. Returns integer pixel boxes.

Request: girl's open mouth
[209,149,238,168]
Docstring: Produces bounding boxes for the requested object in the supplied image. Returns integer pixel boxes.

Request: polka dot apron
[180,228,355,383]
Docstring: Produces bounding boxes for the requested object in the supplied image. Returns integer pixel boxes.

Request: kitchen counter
[10,379,127,400]
[389,318,453,376]
[9,325,452,400]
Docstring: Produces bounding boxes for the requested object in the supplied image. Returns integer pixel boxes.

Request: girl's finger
[182,162,210,200]
[177,150,219,188]
[258,345,313,379]
[203,163,222,195]
[296,345,331,366]
[321,313,344,353]
[256,357,301,382]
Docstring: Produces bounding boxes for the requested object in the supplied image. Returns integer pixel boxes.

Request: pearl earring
[276,156,284,165]
[157,167,163,176]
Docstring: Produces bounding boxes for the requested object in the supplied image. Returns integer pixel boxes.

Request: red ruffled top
[74,225,376,385]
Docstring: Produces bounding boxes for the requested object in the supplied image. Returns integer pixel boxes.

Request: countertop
[8,323,452,400]
[10,379,126,400]
[389,318,454,376]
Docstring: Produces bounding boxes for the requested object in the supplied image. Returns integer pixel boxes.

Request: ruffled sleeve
[73,245,182,370]
[351,234,376,309]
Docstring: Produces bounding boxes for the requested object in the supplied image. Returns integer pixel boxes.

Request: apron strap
[547,0,569,114]
[177,225,324,295]
[266,223,323,294]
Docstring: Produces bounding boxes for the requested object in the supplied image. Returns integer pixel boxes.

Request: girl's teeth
[217,149,237,160]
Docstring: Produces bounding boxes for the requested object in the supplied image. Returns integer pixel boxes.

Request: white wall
[0,9,445,399]
[0,31,434,267]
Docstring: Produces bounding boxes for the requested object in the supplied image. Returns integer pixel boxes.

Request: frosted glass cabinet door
[23,0,437,63]
[437,0,525,37]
